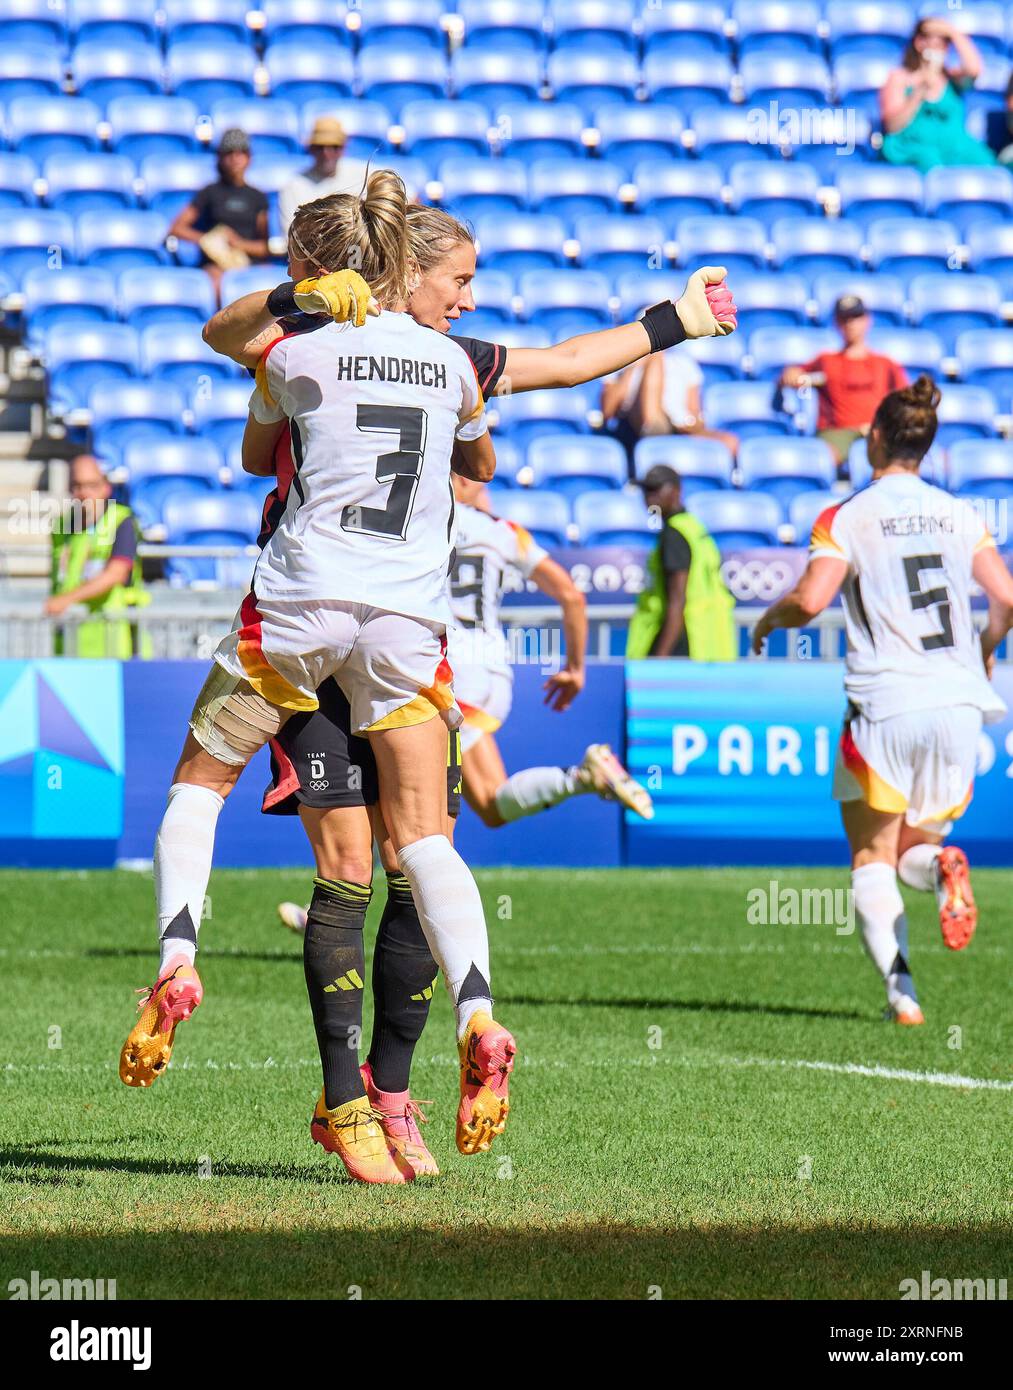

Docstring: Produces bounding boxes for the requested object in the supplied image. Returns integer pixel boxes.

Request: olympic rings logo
[721,557,802,603]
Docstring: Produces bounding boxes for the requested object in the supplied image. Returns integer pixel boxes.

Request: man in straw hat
[279,116,370,234]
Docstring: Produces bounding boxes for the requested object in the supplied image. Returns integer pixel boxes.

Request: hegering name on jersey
[334,354,449,388]
[879,512,955,538]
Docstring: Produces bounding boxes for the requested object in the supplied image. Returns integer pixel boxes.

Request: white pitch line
[710,1053,1013,1092]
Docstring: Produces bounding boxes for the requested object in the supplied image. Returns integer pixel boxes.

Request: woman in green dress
[880,16,996,172]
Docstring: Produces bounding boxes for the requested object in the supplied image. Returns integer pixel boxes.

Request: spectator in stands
[602,347,738,459]
[45,454,150,658]
[780,295,908,470]
[626,465,736,661]
[168,129,270,299]
[278,117,369,235]
[880,16,996,171]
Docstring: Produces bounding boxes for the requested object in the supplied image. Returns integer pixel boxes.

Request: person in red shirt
[780,294,908,469]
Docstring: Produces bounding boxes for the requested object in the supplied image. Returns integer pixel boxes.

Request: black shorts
[262,678,462,817]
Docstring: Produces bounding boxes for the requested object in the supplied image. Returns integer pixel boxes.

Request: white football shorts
[454,664,514,753]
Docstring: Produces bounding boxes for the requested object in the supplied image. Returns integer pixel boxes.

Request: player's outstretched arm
[752,557,848,653]
[203,272,378,368]
[973,545,1013,668]
[530,558,588,710]
[492,267,738,395]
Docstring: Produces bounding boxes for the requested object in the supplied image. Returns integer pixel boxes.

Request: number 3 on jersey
[341,404,428,541]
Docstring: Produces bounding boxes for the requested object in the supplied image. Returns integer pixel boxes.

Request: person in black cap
[780,294,908,471]
[168,127,270,299]
[626,464,736,661]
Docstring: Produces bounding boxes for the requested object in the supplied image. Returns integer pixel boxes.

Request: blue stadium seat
[633,434,735,490]
[71,42,163,105]
[644,54,735,108]
[163,0,252,47]
[731,273,808,331]
[781,118,876,181]
[866,217,960,281]
[826,2,913,63]
[45,322,139,409]
[139,154,216,219]
[493,101,585,162]
[527,158,623,221]
[748,326,838,381]
[166,42,258,108]
[162,491,261,587]
[8,96,102,161]
[220,265,286,304]
[492,489,571,548]
[935,385,1000,445]
[594,107,684,177]
[836,165,924,227]
[788,490,838,543]
[466,270,516,322]
[490,438,530,489]
[43,154,136,215]
[475,212,568,271]
[189,377,253,455]
[210,101,302,158]
[0,210,76,283]
[681,333,747,385]
[459,0,546,52]
[452,51,543,110]
[546,50,639,119]
[690,108,775,176]
[399,100,490,163]
[493,385,596,449]
[955,331,1013,407]
[299,100,393,160]
[575,214,667,274]
[360,48,448,117]
[517,268,612,334]
[688,490,783,547]
[811,272,907,327]
[118,266,217,330]
[0,0,68,47]
[22,266,117,342]
[69,0,157,45]
[78,210,167,270]
[739,54,832,108]
[865,327,943,380]
[551,0,638,53]
[439,157,528,220]
[924,165,1013,238]
[727,162,822,226]
[107,96,201,162]
[452,310,518,344]
[939,1,1008,60]
[356,0,443,51]
[737,436,837,507]
[832,53,896,120]
[123,437,225,526]
[908,275,1003,355]
[263,45,356,105]
[139,322,238,393]
[259,0,352,49]
[573,491,654,546]
[771,217,863,276]
[526,434,626,498]
[847,437,947,490]
[635,160,723,226]
[613,270,684,322]
[703,381,793,439]
[0,152,38,209]
[733,1,824,57]
[88,379,187,456]
[471,322,550,350]
[675,215,767,277]
[0,46,63,102]
[641,1,728,56]
[966,224,1013,300]
[947,440,1013,496]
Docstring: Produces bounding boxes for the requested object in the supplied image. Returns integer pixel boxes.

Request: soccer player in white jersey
[120,172,517,1183]
[449,473,653,825]
[753,377,1013,1023]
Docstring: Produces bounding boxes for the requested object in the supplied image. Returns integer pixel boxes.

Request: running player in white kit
[753,376,1013,1023]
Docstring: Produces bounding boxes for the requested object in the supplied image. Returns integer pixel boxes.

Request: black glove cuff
[266,281,298,318]
[642,300,687,353]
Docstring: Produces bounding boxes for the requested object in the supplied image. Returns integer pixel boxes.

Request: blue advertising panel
[625,660,1013,867]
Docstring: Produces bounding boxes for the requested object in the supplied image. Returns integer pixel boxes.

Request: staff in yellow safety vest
[46,454,151,658]
[626,464,736,661]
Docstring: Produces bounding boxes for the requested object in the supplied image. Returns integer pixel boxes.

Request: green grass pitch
[1,866,1009,1300]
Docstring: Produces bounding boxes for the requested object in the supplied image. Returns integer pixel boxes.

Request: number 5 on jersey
[341,404,428,541]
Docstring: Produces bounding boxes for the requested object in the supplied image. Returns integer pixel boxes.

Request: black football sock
[367,872,438,1095]
[302,877,372,1110]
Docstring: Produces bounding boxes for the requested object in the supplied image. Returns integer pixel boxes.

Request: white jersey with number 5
[810,473,1006,723]
[449,503,548,675]
[249,310,486,624]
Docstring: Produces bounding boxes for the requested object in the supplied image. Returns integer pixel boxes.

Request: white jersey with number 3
[449,503,547,675]
[249,310,486,624]
[810,473,1006,723]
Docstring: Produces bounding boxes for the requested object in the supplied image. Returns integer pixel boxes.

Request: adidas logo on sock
[324,969,364,993]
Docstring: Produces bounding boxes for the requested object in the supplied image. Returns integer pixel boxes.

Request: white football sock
[898,843,946,908]
[494,765,586,823]
[852,861,908,1005]
[154,783,224,971]
[396,835,492,1037]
